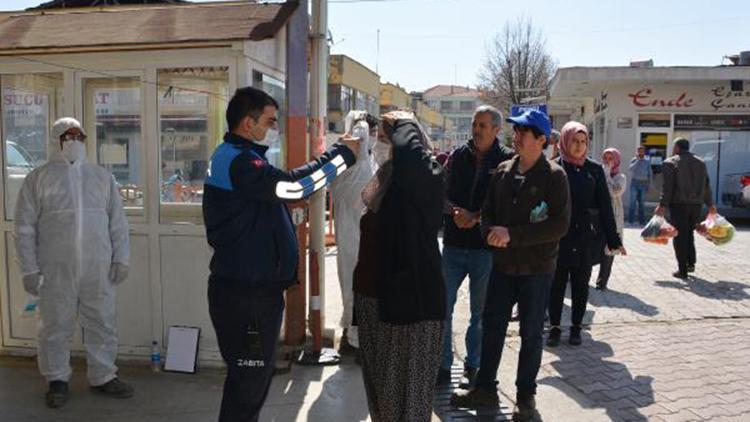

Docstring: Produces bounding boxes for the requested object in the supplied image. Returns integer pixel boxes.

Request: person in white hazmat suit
[14,117,133,408]
[330,111,378,351]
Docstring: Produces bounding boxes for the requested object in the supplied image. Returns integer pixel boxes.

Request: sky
[3,0,750,92]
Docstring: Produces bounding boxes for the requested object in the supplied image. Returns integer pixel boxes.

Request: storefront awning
[0,1,298,53]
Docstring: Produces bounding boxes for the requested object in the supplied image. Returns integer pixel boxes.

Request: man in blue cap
[451,109,571,422]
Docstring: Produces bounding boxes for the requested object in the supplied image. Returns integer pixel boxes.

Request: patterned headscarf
[559,121,589,167]
[362,110,430,212]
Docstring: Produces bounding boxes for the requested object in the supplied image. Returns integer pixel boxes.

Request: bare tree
[479,18,557,111]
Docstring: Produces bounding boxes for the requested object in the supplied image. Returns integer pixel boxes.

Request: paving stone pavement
[444,225,750,421]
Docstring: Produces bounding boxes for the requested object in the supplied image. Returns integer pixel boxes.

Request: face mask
[61,141,86,163]
[257,128,279,145]
[372,141,391,166]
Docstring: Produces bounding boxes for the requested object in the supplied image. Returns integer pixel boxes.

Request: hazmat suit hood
[50,117,87,163]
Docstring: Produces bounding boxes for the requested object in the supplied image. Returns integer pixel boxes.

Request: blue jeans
[628,180,649,224]
[475,272,552,396]
[441,245,493,370]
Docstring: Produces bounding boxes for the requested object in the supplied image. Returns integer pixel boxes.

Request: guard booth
[0,1,299,364]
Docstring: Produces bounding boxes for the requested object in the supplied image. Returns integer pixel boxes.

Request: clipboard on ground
[164,325,201,374]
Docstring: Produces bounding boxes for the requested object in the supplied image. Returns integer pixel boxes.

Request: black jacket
[480,155,571,275]
[556,158,622,268]
[366,121,446,324]
[443,139,515,249]
[203,133,355,288]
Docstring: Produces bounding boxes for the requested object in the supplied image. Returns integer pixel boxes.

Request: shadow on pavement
[306,361,370,422]
[588,287,660,317]
[655,276,750,300]
[541,334,654,421]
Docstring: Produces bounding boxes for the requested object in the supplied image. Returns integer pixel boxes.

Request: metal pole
[284,0,309,350]
[298,0,339,366]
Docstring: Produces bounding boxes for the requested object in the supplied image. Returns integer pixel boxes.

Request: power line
[15,55,230,100]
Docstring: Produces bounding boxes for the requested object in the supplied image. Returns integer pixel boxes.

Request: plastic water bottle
[20,294,39,319]
[151,340,161,372]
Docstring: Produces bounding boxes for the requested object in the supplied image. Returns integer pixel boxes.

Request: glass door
[637,130,670,203]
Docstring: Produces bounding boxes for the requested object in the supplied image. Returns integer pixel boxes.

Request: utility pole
[298,0,340,365]
[376,29,380,74]
[284,0,309,354]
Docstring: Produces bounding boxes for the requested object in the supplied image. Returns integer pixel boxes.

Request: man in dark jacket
[655,137,716,279]
[439,105,514,386]
[203,87,358,422]
[451,109,570,421]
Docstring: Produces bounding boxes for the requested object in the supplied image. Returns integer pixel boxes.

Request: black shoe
[672,271,688,280]
[512,394,536,421]
[459,366,478,389]
[46,381,69,408]
[687,264,695,273]
[450,388,500,408]
[595,279,608,291]
[338,333,358,356]
[569,326,582,346]
[546,327,561,347]
[90,378,134,398]
[436,367,452,385]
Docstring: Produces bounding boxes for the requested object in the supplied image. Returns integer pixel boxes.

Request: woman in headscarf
[353,110,446,422]
[595,148,627,290]
[547,122,626,347]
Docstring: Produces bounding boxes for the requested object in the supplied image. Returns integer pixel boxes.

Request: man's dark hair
[674,137,690,152]
[226,87,279,131]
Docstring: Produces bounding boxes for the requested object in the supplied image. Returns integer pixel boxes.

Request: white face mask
[372,141,391,166]
[61,141,86,163]
[258,128,279,145]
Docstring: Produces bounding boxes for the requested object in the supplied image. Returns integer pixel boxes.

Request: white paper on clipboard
[164,326,200,373]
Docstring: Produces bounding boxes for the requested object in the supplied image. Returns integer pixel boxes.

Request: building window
[2,73,64,220]
[253,71,286,169]
[341,86,352,115]
[460,100,476,111]
[355,90,366,111]
[83,76,145,218]
[366,94,379,116]
[157,67,229,224]
[328,85,341,110]
[440,100,454,112]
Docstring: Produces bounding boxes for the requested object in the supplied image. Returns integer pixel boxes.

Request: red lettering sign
[628,88,694,108]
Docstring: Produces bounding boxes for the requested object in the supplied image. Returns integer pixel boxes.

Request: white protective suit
[14,117,130,386]
[329,111,376,348]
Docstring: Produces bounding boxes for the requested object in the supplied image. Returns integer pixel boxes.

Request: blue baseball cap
[506,109,551,138]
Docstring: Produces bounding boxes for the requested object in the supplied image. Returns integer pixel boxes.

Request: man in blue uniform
[203,87,359,422]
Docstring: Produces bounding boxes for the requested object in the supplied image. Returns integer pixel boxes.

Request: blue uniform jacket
[203,133,356,288]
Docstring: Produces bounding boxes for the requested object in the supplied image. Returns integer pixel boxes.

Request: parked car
[5,141,37,214]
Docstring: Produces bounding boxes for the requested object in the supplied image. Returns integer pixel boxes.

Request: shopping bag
[640,215,678,245]
[696,213,734,246]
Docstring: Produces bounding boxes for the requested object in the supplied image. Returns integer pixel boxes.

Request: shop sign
[710,86,750,111]
[674,114,750,130]
[510,104,547,116]
[628,88,694,108]
[616,117,633,128]
[2,88,48,126]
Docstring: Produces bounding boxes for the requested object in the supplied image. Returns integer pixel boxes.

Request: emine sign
[510,104,547,117]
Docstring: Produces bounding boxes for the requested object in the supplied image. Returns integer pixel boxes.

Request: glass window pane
[83,77,144,217]
[159,67,229,225]
[2,73,64,220]
[253,71,286,169]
